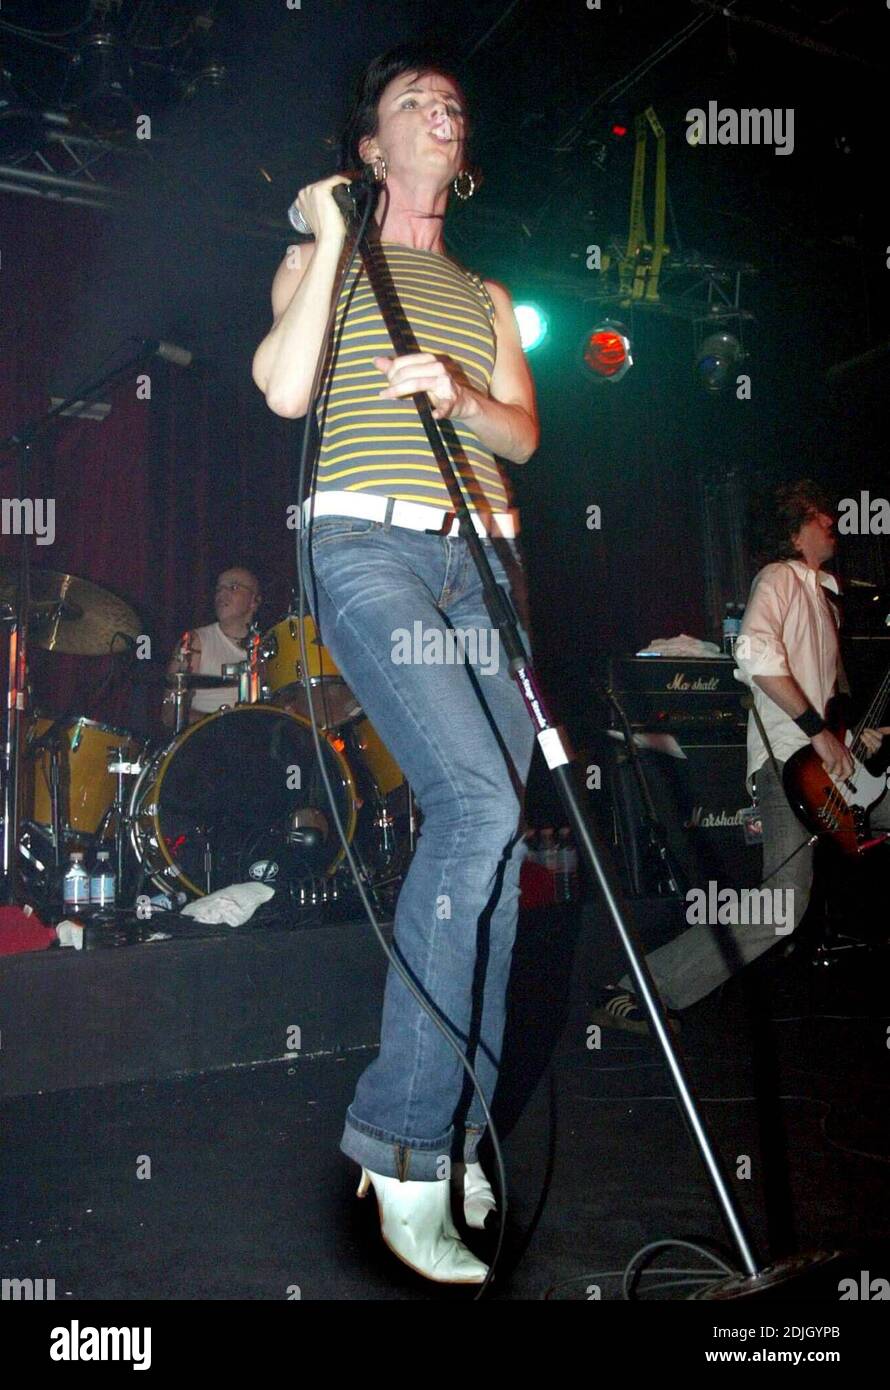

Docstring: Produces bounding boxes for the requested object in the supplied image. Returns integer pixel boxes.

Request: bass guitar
[783,664,890,856]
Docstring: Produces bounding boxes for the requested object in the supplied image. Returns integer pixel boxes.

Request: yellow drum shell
[262,614,361,728]
[353,717,404,798]
[263,613,341,686]
[24,716,142,836]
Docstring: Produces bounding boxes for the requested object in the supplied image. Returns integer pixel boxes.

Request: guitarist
[594,479,889,1032]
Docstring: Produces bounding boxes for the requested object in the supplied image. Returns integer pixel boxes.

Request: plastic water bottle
[555,828,579,902]
[90,850,116,908]
[63,851,89,913]
[722,603,743,656]
[539,827,558,877]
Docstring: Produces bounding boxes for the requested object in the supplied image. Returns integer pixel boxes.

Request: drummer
[162,566,262,728]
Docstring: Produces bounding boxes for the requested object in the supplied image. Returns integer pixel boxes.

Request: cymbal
[0,563,142,656]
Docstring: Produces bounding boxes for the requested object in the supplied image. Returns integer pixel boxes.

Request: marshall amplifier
[608,739,761,898]
[607,656,747,742]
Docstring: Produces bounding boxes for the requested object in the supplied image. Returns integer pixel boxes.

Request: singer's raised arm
[252,175,350,417]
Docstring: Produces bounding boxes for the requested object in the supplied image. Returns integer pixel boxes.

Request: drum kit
[3,562,414,916]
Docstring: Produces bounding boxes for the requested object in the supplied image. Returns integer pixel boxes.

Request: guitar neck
[850,659,890,758]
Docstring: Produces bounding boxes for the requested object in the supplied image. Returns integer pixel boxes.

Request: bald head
[214,566,261,635]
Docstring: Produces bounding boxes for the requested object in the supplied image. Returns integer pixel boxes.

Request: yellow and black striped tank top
[313,242,511,513]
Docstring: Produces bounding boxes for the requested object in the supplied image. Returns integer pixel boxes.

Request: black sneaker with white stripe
[590,984,681,1035]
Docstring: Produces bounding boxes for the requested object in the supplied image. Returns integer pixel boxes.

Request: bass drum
[129,704,358,899]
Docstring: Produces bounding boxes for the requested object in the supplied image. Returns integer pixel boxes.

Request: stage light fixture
[695,330,743,393]
[582,319,633,382]
[184,58,229,104]
[514,303,549,352]
[67,20,135,135]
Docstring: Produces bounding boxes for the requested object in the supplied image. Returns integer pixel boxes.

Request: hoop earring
[453,170,475,201]
[368,156,387,184]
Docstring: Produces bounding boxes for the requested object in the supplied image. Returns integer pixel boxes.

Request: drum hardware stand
[407,784,418,857]
[246,622,263,704]
[170,630,197,734]
[200,825,214,895]
[25,716,70,911]
[333,198,847,1297]
[100,745,144,905]
[0,431,32,905]
[341,720,411,910]
[0,338,186,906]
[373,801,397,864]
[168,672,192,736]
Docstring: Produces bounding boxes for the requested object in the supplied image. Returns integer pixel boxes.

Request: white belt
[301,491,518,539]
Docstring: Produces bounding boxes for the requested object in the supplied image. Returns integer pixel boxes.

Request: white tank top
[189,622,246,714]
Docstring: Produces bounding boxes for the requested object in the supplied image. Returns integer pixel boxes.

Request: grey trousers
[618,757,890,1011]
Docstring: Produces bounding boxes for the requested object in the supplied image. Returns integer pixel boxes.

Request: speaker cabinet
[609,739,761,898]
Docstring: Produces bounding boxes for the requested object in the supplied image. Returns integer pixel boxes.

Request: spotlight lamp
[513,303,549,353]
[184,61,229,103]
[67,19,135,135]
[695,330,744,393]
[582,318,633,382]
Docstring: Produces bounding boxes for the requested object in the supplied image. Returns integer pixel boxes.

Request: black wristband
[794,707,826,738]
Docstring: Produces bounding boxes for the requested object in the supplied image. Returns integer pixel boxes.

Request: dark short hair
[752,478,836,568]
[338,41,475,174]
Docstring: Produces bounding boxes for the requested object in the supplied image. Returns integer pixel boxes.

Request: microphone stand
[0,339,182,906]
[340,192,840,1296]
[597,681,687,898]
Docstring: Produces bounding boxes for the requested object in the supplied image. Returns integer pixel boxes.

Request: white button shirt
[734,559,840,784]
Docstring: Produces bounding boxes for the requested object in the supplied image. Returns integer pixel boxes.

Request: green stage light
[514,303,549,352]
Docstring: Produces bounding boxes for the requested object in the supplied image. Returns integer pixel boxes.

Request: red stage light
[583,322,633,381]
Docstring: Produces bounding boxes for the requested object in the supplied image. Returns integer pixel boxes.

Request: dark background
[1,0,888,738]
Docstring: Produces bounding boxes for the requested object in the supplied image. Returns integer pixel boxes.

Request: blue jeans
[299,515,536,1180]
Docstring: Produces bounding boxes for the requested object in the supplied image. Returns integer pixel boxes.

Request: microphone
[288,176,375,236]
[143,340,194,368]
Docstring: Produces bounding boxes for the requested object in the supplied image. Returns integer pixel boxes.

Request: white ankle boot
[357,1168,489,1284]
[460,1160,498,1230]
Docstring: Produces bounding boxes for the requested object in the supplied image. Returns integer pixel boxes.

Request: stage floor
[2,901,889,1300]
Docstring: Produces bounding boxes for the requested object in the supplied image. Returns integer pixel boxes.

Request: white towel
[636,634,724,658]
[181,882,275,926]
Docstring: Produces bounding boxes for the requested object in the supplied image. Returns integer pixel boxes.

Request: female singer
[253,43,539,1285]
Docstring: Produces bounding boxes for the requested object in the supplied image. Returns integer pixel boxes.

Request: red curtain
[0,194,296,743]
